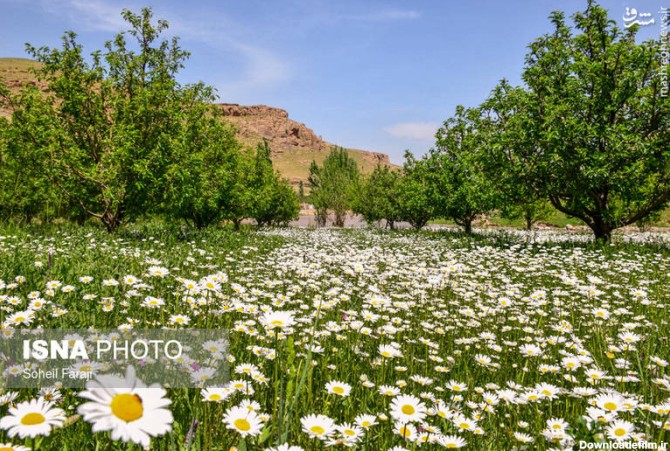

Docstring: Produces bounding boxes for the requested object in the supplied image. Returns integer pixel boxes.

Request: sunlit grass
[0,224,668,449]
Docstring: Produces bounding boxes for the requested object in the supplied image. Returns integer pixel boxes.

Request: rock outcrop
[218,103,330,156]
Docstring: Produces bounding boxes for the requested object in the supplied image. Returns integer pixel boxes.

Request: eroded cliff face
[218,103,329,155]
[217,103,391,164]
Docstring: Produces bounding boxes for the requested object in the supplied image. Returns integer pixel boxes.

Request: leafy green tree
[250,140,299,227]
[307,160,328,227]
[353,164,401,229]
[308,147,360,227]
[432,106,497,233]
[162,106,241,229]
[397,151,438,230]
[5,8,214,232]
[516,1,670,242]
[480,80,554,231]
[264,177,301,227]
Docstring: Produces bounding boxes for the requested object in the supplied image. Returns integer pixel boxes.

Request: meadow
[0,224,669,450]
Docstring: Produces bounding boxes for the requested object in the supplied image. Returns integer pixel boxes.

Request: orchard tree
[250,140,299,227]
[162,105,241,229]
[481,80,554,231]
[519,1,670,242]
[397,151,438,230]
[5,8,214,231]
[353,164,401,228]
[308,147,360,227]
[307,160,329,227]
[432,106,496,234]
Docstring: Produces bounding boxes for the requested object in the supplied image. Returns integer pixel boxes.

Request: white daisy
[0,398,65,438]
[77,366,173,448]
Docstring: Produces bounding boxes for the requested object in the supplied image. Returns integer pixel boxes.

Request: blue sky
[0,0,665,163]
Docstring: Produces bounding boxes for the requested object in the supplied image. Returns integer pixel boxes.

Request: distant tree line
[0,8,299,232]
[312,1,669,243]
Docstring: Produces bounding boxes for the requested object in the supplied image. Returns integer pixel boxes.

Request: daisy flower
[77,366,173,448]
[606,420,635,441]
[336,423,363,442]
[223,405,264,438]
[301,414,336,439]
[169,314,190,326]
[0,443,30,451]
[259,311,296,330]
[354,414,378,429]
[394,422,417,441]
[325,380,352,397]
[438,434,467,448]
[201,387,232,403]
[264,445,304,451]
[0,398,65,438]
[390,394,427,423]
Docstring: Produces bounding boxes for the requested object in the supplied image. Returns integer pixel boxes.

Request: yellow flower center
[552,424,562,430]
[399,426,412,437]
[447,445,458,449]
[542,390,551,396]
[310,425,325,435]
[604,402,618,411]
[209,394,222,401]
[21,412,46,425]
[14,317,25,323]
[614,428,626,437]
[459,422,471,429]
[333,386,345,395]
[271,320,284,327]
[110,393,144,423]
[401,405,415,415]
[0,447,15,451]
[361,421,371,427]
[234,418,251,432]
[344,429,355,436]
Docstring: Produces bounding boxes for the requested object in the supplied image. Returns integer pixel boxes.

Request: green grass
[0,224,668,449]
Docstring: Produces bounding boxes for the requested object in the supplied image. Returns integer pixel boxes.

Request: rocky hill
[0,58,394,186]
[217,103,392,187]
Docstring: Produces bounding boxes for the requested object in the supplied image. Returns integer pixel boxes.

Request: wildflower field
[0,225,669,450]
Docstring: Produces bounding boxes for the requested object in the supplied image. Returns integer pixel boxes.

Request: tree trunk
[101,211,121,233]
[232,218,241,230]
[334,213,345,227]
[387,219,395,230]
[590,220,613,244]
[524,211,533,231]
[463,219,472,234]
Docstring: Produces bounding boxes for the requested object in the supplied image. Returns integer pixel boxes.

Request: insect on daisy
[0,398,65,438]
[77,366,173,448]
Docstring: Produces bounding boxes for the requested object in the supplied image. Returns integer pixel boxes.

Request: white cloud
[384,122,439,141]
